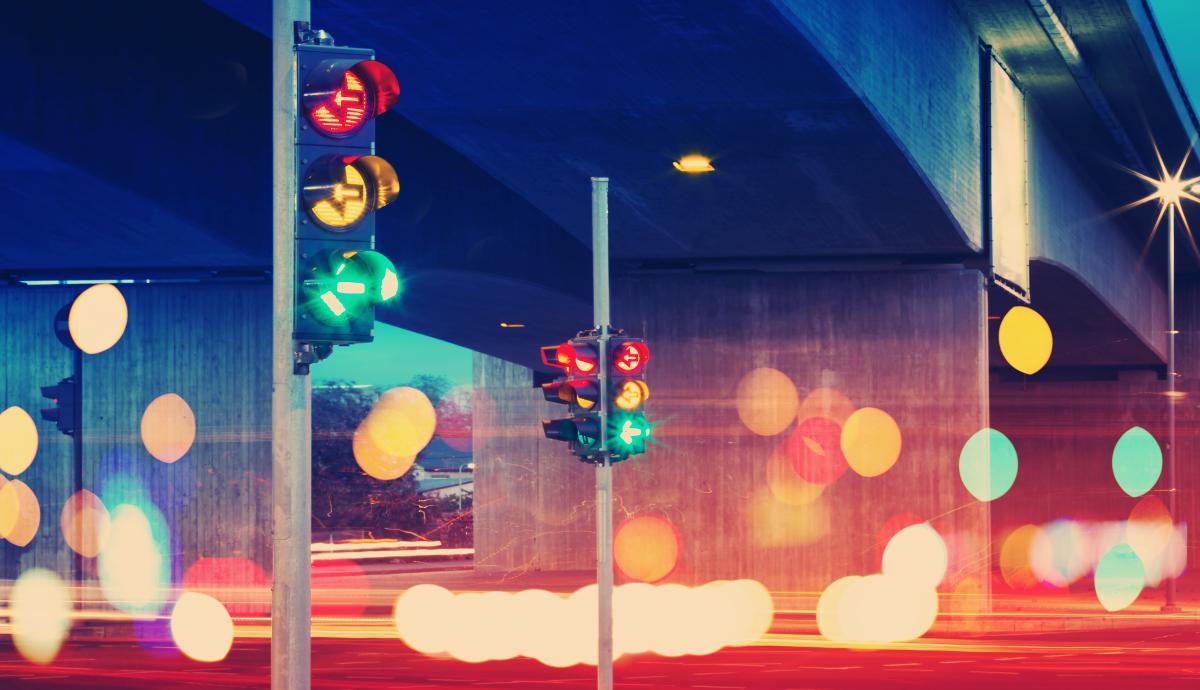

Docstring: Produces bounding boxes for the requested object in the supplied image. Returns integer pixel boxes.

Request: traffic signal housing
[294,43,402,346]
[540,336,604,460]
[41,376,80,437]
[606,337,651,459]
[540,332,651,462]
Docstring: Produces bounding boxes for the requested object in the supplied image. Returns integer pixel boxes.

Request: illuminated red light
[613,341,649,374]
[310,70,369,135]
[304,60,400,138]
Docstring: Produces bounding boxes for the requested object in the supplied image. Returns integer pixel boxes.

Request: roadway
[2,625,1198,688]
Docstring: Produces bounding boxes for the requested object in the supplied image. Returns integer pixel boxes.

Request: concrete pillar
[474,268,991,596]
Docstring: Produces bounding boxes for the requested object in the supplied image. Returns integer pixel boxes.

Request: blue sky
[1150,0,1200,111]
[313,322,473,389]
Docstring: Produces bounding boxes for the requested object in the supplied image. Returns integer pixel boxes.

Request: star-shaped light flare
[1113,140,1200,260]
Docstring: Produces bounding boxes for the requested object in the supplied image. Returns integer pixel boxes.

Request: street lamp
[1130,158,1200,611]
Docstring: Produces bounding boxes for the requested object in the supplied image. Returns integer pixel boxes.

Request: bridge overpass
[1,0,1197,600]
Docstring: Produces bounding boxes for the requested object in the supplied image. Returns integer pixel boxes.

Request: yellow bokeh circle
[61,489,111,558]
[141,393,197,463]
[0,479,41,547]
[840,407,902,477]
[68,283,128,354]
[352,420,416,480]
[365,387,437,458]
[998,306,1052,375]
[735,368,799,436]
[614,514,681,583]
[0,406,38,476]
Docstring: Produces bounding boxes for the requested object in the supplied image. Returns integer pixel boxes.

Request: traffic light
[540,335,603,460]
[41,376,80,436]
[606,337,651,459]
[540,331,651,462]
[294,41,402,346]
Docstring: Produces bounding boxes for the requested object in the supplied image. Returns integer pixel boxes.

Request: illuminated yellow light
[140,393,197,464]
[0,406,38,476]
[380,269,399,301]
[320,291,346,316]
[336,281,365,294]
[574,357,596,374]
[68,283,128,354]
[499,322,525,328]
[673,154,714,173]
[170,592,235,662]
[365,387,437,458]
[310,164,368,228]
[614,380,649,411]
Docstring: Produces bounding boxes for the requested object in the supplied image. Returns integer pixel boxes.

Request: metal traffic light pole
[273,0,313,688]
[591,177,614,690]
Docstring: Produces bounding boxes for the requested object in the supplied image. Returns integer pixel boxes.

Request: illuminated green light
[320,291,346,316]
[380,268,399,301]
[608,412,651,455]
[336,281,366,294]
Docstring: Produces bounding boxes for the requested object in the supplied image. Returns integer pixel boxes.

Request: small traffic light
[41,376,80,437]
[541,335,605,461]
[294,40,402,347]
[540,331,651,462]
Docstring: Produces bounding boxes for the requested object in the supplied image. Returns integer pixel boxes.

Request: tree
[311,382,429,536]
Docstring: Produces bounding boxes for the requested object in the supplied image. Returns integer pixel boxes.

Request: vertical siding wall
[475,269,990,594]
[0,284,271,581]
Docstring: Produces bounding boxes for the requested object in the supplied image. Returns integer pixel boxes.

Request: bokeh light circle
[1093,544,1145,612]
[394,584,458,655]
[999,524,1043,590]
[1112,426,1162,498]
[781,416,847,485]
[0,406,38,476]
[99,504,168,613]
[11,568,71,664]
[352,420,415,480]
[765,446,824,506]
[170,592,235,662]
[797,387,855,426]
[882,523,948,590]
[365,386,437,457]
[958,428,1018,501]
[60,489,111,558]
[614,513,681,583]
[0,479,41,547]
[998,306,1052,375]
[840,407,902,477]
[816,575,861,642]
[1030,519,1090,588]
[1127,495,1175,586]
[68,283,128,354]
[140,393,197,463]
[735,368,798,436]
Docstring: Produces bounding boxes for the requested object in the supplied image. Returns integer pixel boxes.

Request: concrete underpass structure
[2,0,1198,606]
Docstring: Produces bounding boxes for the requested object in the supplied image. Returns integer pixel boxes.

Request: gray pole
[272,0,313,688]
[1165,201,1179,612]
[591,177,613,690]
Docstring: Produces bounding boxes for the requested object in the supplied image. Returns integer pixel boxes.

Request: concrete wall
[771,0,983,248]
[0,284,271,581]
[1027,105,1168,360]
[475,269,991,594]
